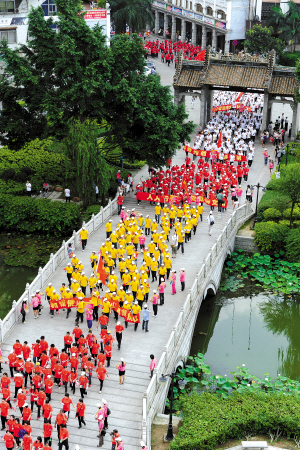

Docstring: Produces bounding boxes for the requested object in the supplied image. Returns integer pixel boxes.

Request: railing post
[12,300,18,323]
[109,199,112,216]
[38,267,43,289]
[92,213,95,232]
[62,240,67,259]
[26,283,30,302]
[73,230,79,248]
[0,319,3,342]
[50,253,55,272]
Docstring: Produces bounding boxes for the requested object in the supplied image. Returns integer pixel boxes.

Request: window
[190,1,192,9]
[41,0,57,16]
[186,0,188,8]
[217,9,226,20]
[195,3,203,12]
[0,1,14,13]
[0,29,16,43]
[206,6,213,15]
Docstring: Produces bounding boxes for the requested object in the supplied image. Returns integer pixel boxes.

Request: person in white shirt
[207,211,214,236]
[26,181,31,197]
[65,187,71,203]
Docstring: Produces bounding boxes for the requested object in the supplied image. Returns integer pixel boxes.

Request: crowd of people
[144,38,203,65]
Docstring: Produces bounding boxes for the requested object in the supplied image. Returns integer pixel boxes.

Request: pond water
[0,264,37,319]
[190,288,300,381]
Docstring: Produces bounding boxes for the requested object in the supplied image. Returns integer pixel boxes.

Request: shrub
[279,51,300,67]
[263,208,282,221]
[257,190,291,222]
[0,195,81,236]
[254,221,288,251]
[171,391,300,450]
[286,228,300,262]
[283,207,300,221]
[1,168,16,182]
[84,204,101,220]
[266,173,280,190]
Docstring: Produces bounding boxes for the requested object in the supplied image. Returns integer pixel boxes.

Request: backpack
[19,429,26,439]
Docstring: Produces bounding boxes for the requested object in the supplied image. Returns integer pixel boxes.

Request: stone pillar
[291,102,299,140]
[192,22,196,46]
[224,32,230,54]
[202,25,207,49]
[212,28,217,50]
[200,85,209,128]
[206,88,212,122]
[171,15,176,41]
[261,90,269,131]
[164,13,168,38]
[155,9,159,35]
[181,19,186,41]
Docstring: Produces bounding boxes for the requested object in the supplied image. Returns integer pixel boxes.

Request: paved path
[0,62,286,450]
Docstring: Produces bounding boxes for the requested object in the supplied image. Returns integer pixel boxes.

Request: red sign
[84,10,107,19]
[183,145,247,162]
[212,104,232,113]
[136,191,219,206]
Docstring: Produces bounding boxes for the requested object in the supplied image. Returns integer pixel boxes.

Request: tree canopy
[278,163,300,227]
[244,25,285,55]
[0,0,193,168]
[110,0,153,35]
[267,1,300,52]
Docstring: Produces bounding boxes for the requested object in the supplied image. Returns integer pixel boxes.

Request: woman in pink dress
[170,270,177,295]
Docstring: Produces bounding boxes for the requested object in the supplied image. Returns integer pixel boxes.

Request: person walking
[95,410,105,447]
[116,358,126,384]
[217,191,223,212]
[180,269,185,291]
[76,398,86,429]
[26,180,31,197]
[142,305,150,332]
[263,149,269,165]
[149,354,157,378]
[79,227,88,252]
[269,159,274,175]
[207,211,214,236]
[158,278,166,305]
[114,322,124,350]
[64,187,71,203]
[149,290,159,317]
[170,270,177,295]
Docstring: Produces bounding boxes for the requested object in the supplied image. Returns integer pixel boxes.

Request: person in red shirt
[54,361,63,387]
[60,350,69,369]
[22,432,32,450]
[33,436,44,449]
[85,358,94,387]
[70,343,79,357]
[104,344,112,367]
[97,313,109,330]
[6,415,14,434]
[76,398,86,428]
[39,336,49,354]
[49,344,59,359]
[22,421,32,436]
[61,368,70,395]
[22,403,32,424]
[43,419,53,446]
[97,351,106,367]
[8,352,17,378]
[13,340,22,356]
[15,355,25,374]
[22,341,31,361]
[24,359,34,388]
[50,355,58,374]
[54,410,68,440]
[37,388,46,419]
[72,325,83,343]
[40,351,49,368]
[2,387,11,408]
[12,417,22,448]
[69,354,79,372]
[17,388,26,414]
[78,372,88,399]
[115,322,124,350]
[45,375,54,401]
[59,425,69,449]
[1,373,11,390]
[32,340,40,364]
[63,333,73,354]
[96,363,109,393]
[13,373,24,399]
[69,368,77,395]
[29,386,38,413]
[2,430,16,450]
[91,340,100,366]
[32,373,42,391]
[61,393,74,418]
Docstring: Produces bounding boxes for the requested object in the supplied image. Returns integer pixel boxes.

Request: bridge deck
[0,141,272,450]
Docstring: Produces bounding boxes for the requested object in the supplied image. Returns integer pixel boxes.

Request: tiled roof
[174,69,204,87]
[269,75,298,95]
[204,64,268,88]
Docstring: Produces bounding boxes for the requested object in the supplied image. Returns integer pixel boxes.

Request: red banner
[212,104,232,113]
[136,191,218,206]
[50,297,140,323]
[183,146,247,162]
[236,103,251,112]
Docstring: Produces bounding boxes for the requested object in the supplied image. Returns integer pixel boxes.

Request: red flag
[182,176,188,193]
[195,49,206,61]
[96,256,106,285]
[217,130,222,148]
[236,92,243,102]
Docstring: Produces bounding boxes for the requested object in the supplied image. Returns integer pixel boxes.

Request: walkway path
[0,63,282,450]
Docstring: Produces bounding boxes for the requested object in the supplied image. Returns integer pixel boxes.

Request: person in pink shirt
[86,307,93,329]
[35,290,43,315]
[149,290,159,317]
[115,357,126,384]
[30,294,40,319]
[180,269,186,291]
[170,270,177,295]
[150,354,157,378]
[141,441,148,450]
[139,232,146,250]
[116,437,124,450]
[94,409,105,447]
[158,278,166,305]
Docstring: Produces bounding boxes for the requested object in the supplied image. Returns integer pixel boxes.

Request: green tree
[244,25,285,55]
[110,0,153,35]
[278,163,300,227]
[0,0,192,166]
[63,119,110,207]
[267,1,300,52]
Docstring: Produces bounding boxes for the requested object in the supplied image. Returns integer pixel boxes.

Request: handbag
[107,407,111,416]
[75,404,83,418]
[210,219,214,225]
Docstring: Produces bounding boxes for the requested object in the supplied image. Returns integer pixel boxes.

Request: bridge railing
[0,196,118,342]
[142,202,254,448]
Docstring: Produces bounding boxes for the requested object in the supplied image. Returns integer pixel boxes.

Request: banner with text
[183,145,247,162]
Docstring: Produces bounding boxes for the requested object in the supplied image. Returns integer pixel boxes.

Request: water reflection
[191,289,300,380]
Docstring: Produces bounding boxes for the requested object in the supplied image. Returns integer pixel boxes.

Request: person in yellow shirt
[50,289,59,318]
[177,229,184,254]
[159,264,167,284]
[45,283,54,302]
[65,288,74,319]
[197,204,204,221]
[102,298,111,318]
[148,241,155,256]
[132,233,139,251]
[152,231,159,244]
[110,247,117,266]
[141,279,150,301]
[177,207,183,222]
[76,293,85,323]
[105,220,112,238]
[65,263,73,286]
[117,286,125,306]
[123,300,131,328]
[91,293,99,321]
[88,274,98,295]
[145,216,151,236]
[151,220,158,234]
[145,253,152,269]
[59,283,67,299]
[169,208,176,227]
[125,291,133,306]
[75,261,84,273]
[79,227,89,252]
[150,259,158,282]
[155,203,161,223]
[162,223,170,241]
[130,277,139,300]
[119,258,126,281]
[111,231,118,247]
[71,254,79,268]
[122,270,131,291]
[136,287,144,309]
[80,272,88,295]
[107,279,117,293]
[132,301,141,331]
[70,279,80,297]
[164,255,172,280]
[153,247,160,262]
[117,246,125,261]
[107,256,114,273]
[90,251,98,269]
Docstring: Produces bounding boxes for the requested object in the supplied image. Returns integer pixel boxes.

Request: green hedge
[286,227,300,262]
[254,221,288,251]
[257,190,291,222]
[263,208,282,221]
[171,391,300,450]
[279,51,300,67]
[0,195,81,236]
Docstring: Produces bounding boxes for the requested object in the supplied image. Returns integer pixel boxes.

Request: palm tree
[267,0,300,51]
[110,0,154,36]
